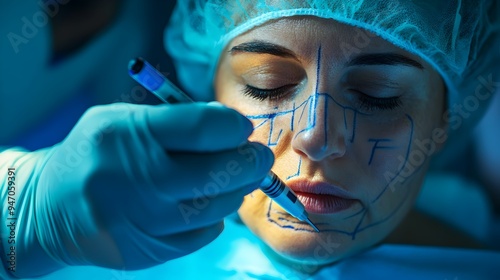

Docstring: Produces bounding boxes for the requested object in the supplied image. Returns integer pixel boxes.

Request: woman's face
[215,17,446,265]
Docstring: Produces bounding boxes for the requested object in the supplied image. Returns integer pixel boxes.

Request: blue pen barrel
[128,57,193,104]
[128,57,163,92]
[260,173,285,198]
[260,173,307,221]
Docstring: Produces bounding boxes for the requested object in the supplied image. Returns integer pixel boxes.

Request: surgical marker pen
[128,57,320,232]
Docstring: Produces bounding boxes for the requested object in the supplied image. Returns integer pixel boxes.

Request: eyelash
[356,94,403,112]
[243,85,403,111]
[242,85,293,101]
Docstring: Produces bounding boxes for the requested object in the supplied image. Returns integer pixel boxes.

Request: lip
[287,179,358,214]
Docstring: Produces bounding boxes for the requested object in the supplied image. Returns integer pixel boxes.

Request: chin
[259,227,369,266]
[238,193,397,267]
[254,218,395,270]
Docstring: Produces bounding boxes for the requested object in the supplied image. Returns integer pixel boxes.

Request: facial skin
[215,17,446,266]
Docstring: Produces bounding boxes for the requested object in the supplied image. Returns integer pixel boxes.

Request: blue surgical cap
[165,0,500,168]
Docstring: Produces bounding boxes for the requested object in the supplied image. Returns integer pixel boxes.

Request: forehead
[229,16,419,62]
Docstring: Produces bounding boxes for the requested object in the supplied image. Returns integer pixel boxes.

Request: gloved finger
[157,142,274,200]
[153,221,225,261]
[138,183,255,235]
[144,103,254,152]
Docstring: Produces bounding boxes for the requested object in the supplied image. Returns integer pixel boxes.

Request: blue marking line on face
[253,119,268,130]
[265,201,321,232]
[288,46,322,144]
[295,98,315,138]
[295,46,321,142]
[323,91,329,149]
[350,209,368,240]
[312,46,321,128]
[286,156,302,180]
[343,110,348,130]
[358,185,412,232]
[268,118,283,146]
[368,138,398,165]
[269,201,354,235]
[343,207,366,220]
[350,111,358,143]
[371,114,414,203]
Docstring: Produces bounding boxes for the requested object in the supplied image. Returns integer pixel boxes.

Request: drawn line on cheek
[357,182,413,232]
[265,200,317,232]
[253,119,268,130]
[342,206,366,220]
[286,156,302,180]
[293,96,318,140]
[324,93,329,149]
[274,217,354,235]
[351,209,368,240]
[267,200,354,234]
[367,139,398,165]
[344,110,348,130]
[371,114,414,203]
[268,117,283,146]
[350,111,358,143]
[322,93,365,144]
[296,97,310,127]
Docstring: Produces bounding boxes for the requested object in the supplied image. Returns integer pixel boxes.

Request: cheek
[311,109,417,209]
[351,112,436,226]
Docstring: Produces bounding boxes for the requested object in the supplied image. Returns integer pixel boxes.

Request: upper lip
[286,179,356,200]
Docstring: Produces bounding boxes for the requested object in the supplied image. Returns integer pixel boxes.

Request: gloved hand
[0,102,273,278]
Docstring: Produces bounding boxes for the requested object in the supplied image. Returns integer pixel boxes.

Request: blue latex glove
[0,102,273,278]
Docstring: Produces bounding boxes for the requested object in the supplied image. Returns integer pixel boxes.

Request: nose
[291,93,347,162]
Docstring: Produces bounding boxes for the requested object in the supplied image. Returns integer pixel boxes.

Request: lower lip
[295,192,357,214]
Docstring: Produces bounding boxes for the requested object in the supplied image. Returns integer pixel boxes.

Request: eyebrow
[230,41,297,59]
[347,53,424,69]
[230,41,424,69]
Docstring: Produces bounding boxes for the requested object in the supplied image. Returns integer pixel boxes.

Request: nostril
[292,128,346,162]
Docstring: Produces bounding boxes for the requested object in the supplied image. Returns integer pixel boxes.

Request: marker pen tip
[306,218,320,232]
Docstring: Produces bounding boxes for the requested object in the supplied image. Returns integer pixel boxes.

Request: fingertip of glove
[207,102,254,138]
[248,142,274,174]
[261,145,275,172]
[207,101,225,107]
[240,116,254,138]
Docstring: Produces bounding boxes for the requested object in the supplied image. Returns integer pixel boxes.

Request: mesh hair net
[165,0,500,168]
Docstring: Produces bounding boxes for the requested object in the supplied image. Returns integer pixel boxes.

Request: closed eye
[242,84,295,101]
[356,93,403,112]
